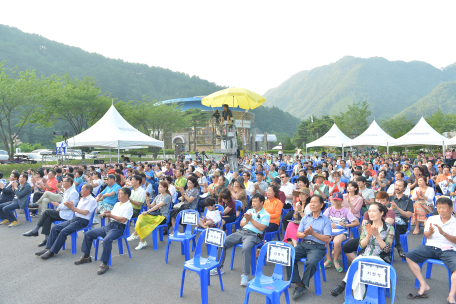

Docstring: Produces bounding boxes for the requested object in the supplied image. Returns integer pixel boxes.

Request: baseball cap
[107,174,116,179]
[332,192,343,201]
[279,166,287,171]
[255,171,264,176]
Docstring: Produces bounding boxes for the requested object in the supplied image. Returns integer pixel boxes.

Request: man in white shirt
[224,164,233,183]
[35,184,97,260]
[242,172,254,196]
[76,187,133,275]
[387,172,411,196]
[405,197,456,302]
[338,160,351,180]
[356,176,375,206]
[280,173,296,209]
[23,177,79,247]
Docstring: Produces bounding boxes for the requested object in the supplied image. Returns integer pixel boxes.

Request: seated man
[75,187,133,275]
[23,177,79,246]
[129,175,146,219]
[387,171,411,196]
[405,197,456,303]
[389,179,413,257]
[35,184,97,259]
[0,172,19,206]
[211,193,270,286]
[286,195,331,300]
[0,173,32,227]
[30,170,59,211]
[95,174,121,213]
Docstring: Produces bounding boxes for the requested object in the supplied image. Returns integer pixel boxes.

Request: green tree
[380,114,415,138]
[333,100,371,137]
[292,115,333,148]
[283,137,294,150]
[32,74,112,134]
[0,62,58,161]
[426,109,456,134]
[184,108,211,152]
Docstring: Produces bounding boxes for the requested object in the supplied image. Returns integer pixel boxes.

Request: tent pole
[387,143,389,154]
[342,145,344,160]
[306,147,307,158]
[109,148,111,164]
[163,146,165,160]
[117,141,120,163]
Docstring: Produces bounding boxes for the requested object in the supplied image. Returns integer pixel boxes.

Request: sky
[2,0,456,95]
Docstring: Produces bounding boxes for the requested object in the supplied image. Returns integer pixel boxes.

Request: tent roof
[389,117,447,147]
[57,105,164,149]
[255,134,277,142]
[306,123,351,148]
[344,120,395,147]
[445,136,456,146]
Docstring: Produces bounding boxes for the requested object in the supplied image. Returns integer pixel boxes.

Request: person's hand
[42,178,47,184]
[254,183,259,190]
[429,223,435,234]
[390,201,398,210]
[303,225,314,237]
[432,223,445,235]
[64,201,75,209]
[227,184,233,191]
[371,224,380,237]
[296,202,303,212]
[365,223,373,237]
[141,211,148,215]
[331,223,337,229]
[51,201,60,208]
[244,212,252,222]
[103,211,112,218]
[338,222,346,228]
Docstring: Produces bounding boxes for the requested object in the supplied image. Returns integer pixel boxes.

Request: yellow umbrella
[201,87,266,110]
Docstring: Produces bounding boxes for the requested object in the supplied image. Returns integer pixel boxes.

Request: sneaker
[135,241,147,250]
[240,275,249,287]
[8,221,20,227]
[0,219,10,225]
[210,267,224,276]
[127,234,139,241]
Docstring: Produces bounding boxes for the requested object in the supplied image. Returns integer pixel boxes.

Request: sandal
[324,260,333,268]
[334,261,343,272]
[407,293,428,299]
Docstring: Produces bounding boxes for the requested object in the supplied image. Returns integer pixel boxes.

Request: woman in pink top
[445,149,453,165]
[342,181,363,219]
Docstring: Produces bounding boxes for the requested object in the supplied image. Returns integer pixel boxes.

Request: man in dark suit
[0,173,32,227]
[0,172,19,205]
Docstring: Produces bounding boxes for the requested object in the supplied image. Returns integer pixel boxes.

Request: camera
[212,110,221,124]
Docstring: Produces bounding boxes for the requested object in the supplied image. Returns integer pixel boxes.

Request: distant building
[159,97,255,152]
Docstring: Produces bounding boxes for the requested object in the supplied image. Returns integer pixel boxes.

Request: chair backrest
[193,228,226,266]
[77,182,87,193]
[234,200,243,221]
[174,210,199,236]
[202,204,224,229]
[344,257,397,304]
[254,241,296,285]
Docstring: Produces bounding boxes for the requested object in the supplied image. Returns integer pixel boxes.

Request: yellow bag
[135,214,166,240]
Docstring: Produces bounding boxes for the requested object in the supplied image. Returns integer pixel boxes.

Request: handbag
[148,209,161,216]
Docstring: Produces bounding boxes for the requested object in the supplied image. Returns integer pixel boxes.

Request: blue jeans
[47,217,89,254]
[81,222,125,263]
[0,201,19,222]
[287,241,326,287]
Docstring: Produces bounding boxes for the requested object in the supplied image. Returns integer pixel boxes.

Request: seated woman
[325,171,345,195]
[323,192,359,272]
[128,181,172,250]
[411,176,435,234]
[170,176,200,230]
[330,202,395,299]
[342,181,363,220]
[218,188,236,230]
[198,197,221,228]
[283,187,311,247]
[264,185,283,232]
[371,170,389,192]
[227,177,248,215]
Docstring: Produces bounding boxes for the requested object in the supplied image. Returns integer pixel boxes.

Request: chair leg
[159,227,164,241]
[321,260,327,282]
[217,266,224,291]
[425,263,433,279]
[251,247,257,276]
[180,268,186,297]
[184,240,190,261]
[118,237,124,255]
[243,288,251,304]
[284,288,290,304]
[199,271,209,304]
[165,241,171,263]
[152,228,158,250]
[71,232,77,254]
[124,239,131,258]
[314,262,321,295]
[94,239,99,261]
[108,253,112,267]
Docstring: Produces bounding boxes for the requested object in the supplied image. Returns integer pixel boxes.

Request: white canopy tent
[344,120,396,153]
[306,123,351,157]
[445,136,456,146]
[57,105,164,162]
[389,117,447,154]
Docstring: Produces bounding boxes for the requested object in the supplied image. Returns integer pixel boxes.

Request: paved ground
[0,214,449,304]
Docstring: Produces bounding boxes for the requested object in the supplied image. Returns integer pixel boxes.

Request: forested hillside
[264,56,456,120]
[251,106,301,137]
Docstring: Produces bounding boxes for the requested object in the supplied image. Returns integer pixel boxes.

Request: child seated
[198,197,221,228]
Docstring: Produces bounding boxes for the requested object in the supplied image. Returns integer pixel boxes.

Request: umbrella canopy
[202,87,266,110]
[389,117,447,147]
[344,120,395,147]
[306,123,351,148]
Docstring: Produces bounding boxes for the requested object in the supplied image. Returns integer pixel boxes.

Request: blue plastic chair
[225,201,242,236]
[165,210,199,263]
[244,241,296,304]
[180,229,226,304]
[400,219,411,262]
[343,257,397,304]
[414,234,452,292]
[94,220,132,266]
[76,182,87,193]
[151,206,173,251]
[13,194,32,223]
[230,241,264,276]
[62,212,95,254]
[265,220,282,242]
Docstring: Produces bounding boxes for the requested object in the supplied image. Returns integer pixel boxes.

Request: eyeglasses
[280,176,286,178]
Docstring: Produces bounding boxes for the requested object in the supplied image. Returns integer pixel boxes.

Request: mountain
[264,56,456,120]
[0,24,225,101]
[395,80,456,119]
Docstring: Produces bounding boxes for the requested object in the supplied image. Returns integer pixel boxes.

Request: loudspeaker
[94,159,104,164]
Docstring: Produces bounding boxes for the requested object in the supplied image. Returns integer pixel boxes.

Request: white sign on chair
[266,243,291,266]
[359,261,390,288]
[205,228,225,247]
[182,212,198,225]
